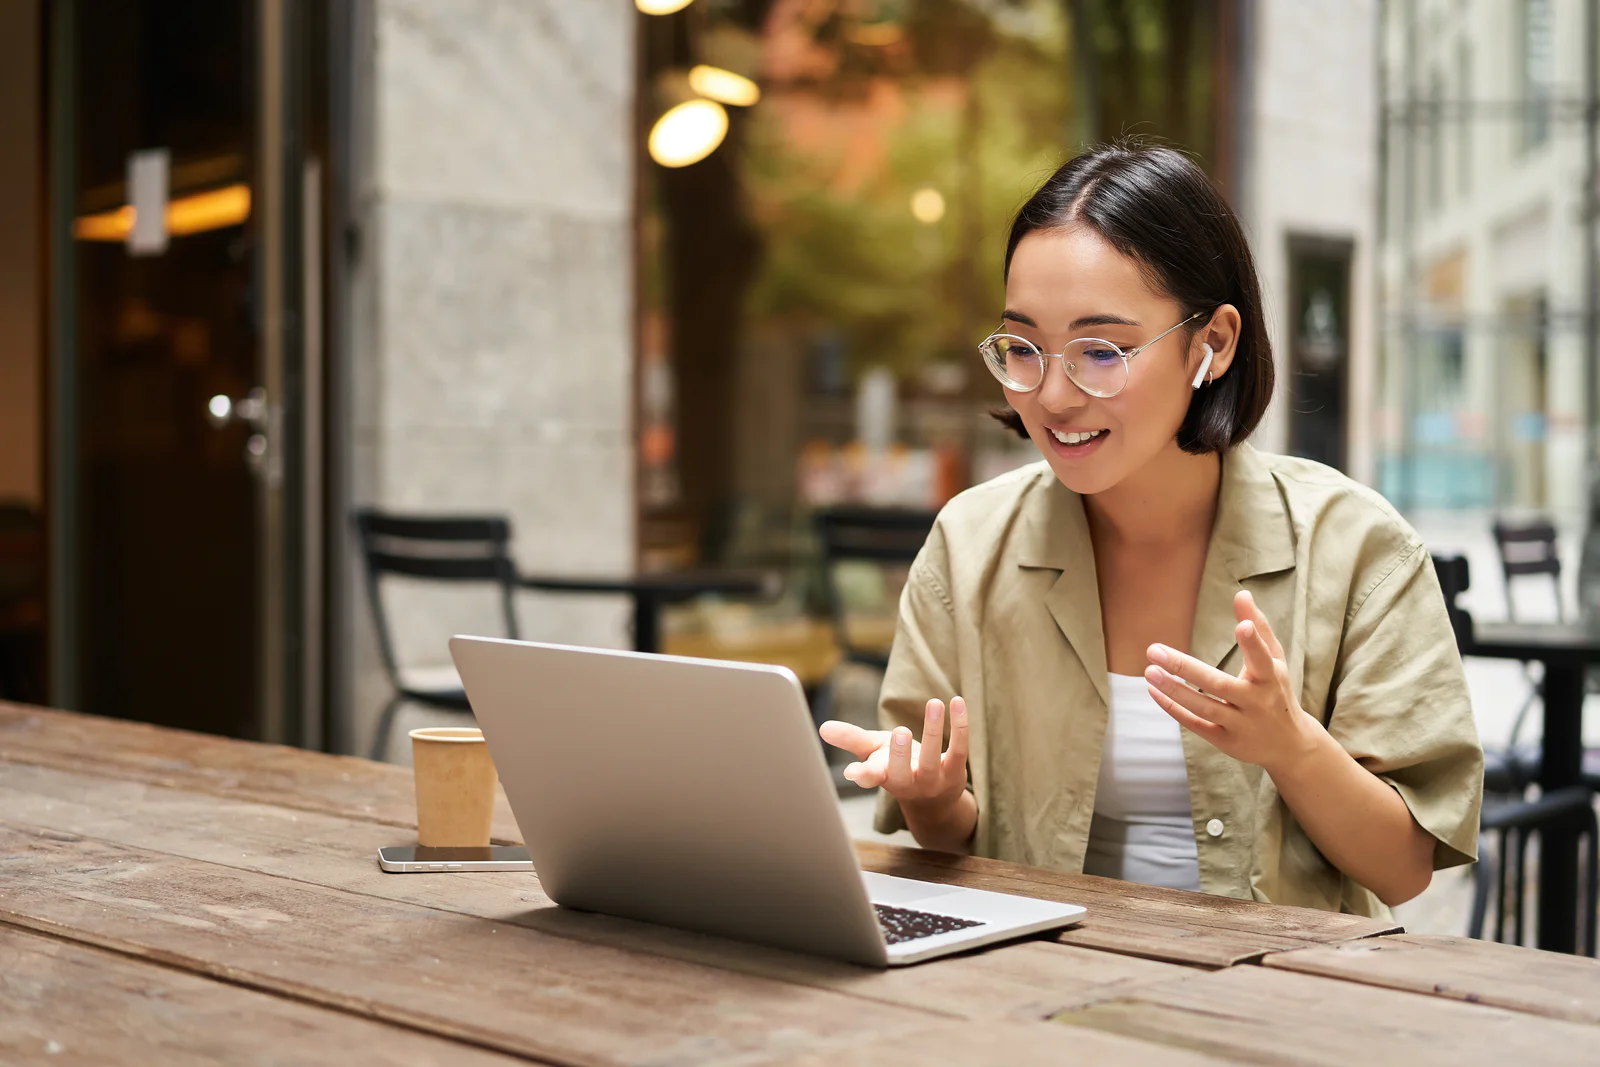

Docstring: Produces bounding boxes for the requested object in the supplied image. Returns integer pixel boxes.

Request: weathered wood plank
[0,706,1391,970]
[857,843,1399,965]
[0,702,523,842]
[0,822,941,1067]
[1053,963,1600,1066]
[0,759,1188,1022]
[1262,933,1600,1025]
[755,1019,1237,1066]
[0,925,536,1066]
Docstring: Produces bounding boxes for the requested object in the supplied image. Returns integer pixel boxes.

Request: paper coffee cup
[409,727,497,847]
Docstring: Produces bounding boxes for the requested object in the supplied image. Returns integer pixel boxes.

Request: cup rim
[408,727,484,743]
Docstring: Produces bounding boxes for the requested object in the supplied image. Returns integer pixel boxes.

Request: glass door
[47,0,321,743]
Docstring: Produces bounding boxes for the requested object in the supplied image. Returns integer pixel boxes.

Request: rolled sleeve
[1327,543,1484,869]
[872,525,960,835]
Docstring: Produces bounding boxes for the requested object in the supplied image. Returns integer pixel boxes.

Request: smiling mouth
[1049,428,1108,446]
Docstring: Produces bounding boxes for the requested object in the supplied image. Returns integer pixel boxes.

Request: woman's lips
[1043,428,1110,458]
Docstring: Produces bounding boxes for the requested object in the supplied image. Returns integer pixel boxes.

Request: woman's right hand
[818,696,969,812]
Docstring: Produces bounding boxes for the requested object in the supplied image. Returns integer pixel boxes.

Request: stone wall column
[347,0,635,756]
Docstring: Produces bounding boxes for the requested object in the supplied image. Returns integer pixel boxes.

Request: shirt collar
[1015,443,1298,704]
[1015,442,1296,583]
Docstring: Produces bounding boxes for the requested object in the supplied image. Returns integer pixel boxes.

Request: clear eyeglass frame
[978,311,1209,398]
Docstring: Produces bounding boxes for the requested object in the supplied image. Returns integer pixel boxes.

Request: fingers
[883,727,916,793]
[818,720,887,761]
[837,696,969,797]
[1144,664,1237,729]
[1235,590,1285,659]
[844,737,894,787]
[918,699,945,776]
[844,756,884,788]
[1146,644,1246,703]
[943,696,969,778]
[1235,617,1278,684]
[1146,680,1227,742]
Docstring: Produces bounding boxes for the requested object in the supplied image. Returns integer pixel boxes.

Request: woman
[820,144,1482,916]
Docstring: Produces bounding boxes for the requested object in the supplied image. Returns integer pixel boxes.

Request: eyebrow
[1000,310,1142,330]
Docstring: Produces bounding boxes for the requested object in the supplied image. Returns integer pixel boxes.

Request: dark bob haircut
[992,142,1273,454]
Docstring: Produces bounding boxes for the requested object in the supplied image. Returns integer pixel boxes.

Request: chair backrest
[1491,517,1563,621]
[352,509,519,685]
[1431,552,1473,650]
[814,506,937,669]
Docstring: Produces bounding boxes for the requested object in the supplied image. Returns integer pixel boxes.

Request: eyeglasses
[977,312,1208,398]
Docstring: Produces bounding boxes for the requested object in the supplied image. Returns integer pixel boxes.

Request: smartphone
[377,845,533,873]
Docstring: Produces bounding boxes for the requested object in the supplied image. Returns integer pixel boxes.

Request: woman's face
[1000,226,1218,496]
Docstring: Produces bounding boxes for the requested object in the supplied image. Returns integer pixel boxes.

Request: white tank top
[1082,673,1201,891]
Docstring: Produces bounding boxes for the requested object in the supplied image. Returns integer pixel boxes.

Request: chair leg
[1511,826,1529,947]
[370,695,405,762]
[1468,835,1493,940]
[1583,807,1599,958]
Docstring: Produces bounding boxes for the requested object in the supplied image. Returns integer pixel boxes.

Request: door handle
[206,387,268,431]
[205,387,281,485]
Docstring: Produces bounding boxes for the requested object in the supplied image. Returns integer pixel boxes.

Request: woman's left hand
[1143,589,1321,773]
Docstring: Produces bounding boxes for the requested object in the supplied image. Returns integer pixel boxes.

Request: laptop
[448,635,1087,966]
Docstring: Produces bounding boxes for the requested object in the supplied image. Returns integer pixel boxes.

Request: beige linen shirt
[874,443,1483,918]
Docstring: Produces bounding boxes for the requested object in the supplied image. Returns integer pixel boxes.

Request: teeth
[1051,429,1105,446]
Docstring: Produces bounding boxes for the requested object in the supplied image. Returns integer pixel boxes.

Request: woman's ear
[1193,304,1242,381]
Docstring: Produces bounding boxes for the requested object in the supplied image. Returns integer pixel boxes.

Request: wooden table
[3,704,1598,1066]
[1465,619,1600,953]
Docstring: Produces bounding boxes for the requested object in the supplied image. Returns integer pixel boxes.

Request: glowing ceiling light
[910,187,946,224]
[208,395,233,421]
[688,64,760,107]
[168,184,251,236]
[74,205,134,241]
[636,0,694,13]
[74,182,252,242]
[648,99,729,168]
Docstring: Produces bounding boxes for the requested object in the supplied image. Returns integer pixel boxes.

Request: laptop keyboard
[874,903,986,944]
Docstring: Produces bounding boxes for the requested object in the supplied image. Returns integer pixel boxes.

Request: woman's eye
[1083,345,1122,365]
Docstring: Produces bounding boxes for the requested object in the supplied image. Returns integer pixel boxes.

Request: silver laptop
[449,635,1086,966]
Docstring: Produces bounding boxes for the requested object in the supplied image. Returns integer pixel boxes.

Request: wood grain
[0,702,523,842]
[0,705,1391,970]
[857,842,1399,965]
[1053,963,1600,1066]
[1263,933,1600,1025]
[0,822,943,1067]
[0,925,536,1066]
[754,1018,1237,1066]
[0,759,1189,1022]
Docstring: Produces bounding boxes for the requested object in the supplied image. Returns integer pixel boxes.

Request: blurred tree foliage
[733,0,1223,384]
[642,0,1225,544]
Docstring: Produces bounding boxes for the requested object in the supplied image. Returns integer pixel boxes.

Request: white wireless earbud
[1190,344,1214,390]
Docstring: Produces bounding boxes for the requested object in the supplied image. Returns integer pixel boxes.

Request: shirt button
[1205,818,1225,838]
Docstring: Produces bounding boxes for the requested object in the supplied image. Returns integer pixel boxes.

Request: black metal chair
[1490,518,1564,788]
[1493,517,1566,619]
[354,509,520,761]
[814,506,938,675]
[1435,552,1599,952]
[1468,786,1599,956]
[1487,518,1600,792]
[810,506,937,737]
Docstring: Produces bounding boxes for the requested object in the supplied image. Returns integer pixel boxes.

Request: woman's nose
[1036,353,1089,413]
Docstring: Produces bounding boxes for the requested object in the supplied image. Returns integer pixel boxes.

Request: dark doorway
[1286,236,1354,472]
[49,0,325,741]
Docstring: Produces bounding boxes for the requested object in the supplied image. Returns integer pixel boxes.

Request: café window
[637,0,1235,574]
